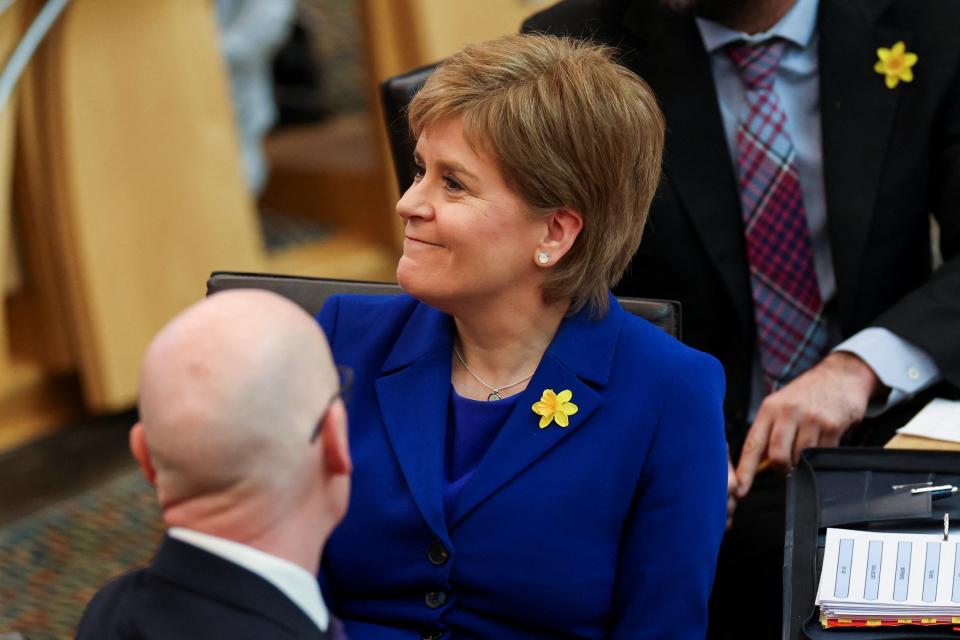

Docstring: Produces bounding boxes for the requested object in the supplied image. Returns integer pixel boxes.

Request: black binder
[785,448,960,639]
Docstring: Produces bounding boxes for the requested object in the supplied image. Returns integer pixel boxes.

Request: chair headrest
[379,63,438,193]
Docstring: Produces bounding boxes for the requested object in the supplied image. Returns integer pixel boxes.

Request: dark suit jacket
[317,293,727,639]
[76,535,337,639]
[524,0,960,453]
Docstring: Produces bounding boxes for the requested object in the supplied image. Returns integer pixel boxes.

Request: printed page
[896,399,960,444]
[816,528,959,616]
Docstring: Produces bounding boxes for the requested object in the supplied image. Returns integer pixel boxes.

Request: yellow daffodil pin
[874,41,917,89]
[532,389,578,428]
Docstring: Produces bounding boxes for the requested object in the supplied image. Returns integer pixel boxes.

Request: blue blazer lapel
[449,297,625,528]
[374,303,454,540]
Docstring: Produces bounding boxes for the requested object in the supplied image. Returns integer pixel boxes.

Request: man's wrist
[825,351,886,400]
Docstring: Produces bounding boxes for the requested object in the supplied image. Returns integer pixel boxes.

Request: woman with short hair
[318,34,726,639]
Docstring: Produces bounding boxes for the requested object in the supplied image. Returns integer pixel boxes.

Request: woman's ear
[129,422,158,486]
[537,207,584,265]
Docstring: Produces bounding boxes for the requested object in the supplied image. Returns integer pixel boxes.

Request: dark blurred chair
[379,63,437,193]
[206,272,681,339]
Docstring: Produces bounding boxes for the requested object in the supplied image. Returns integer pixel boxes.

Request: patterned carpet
[0,470,164,640]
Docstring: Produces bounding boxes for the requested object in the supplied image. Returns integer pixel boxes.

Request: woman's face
[395,117,545,310]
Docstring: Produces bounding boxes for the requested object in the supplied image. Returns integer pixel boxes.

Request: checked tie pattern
[727,39,828,391]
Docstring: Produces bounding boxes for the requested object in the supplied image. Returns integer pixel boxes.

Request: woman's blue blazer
[317,293,727,639]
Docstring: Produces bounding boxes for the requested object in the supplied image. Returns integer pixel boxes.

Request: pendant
[487,390,502,401]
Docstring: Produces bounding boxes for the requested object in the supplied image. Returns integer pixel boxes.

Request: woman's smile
[403,235,445,249]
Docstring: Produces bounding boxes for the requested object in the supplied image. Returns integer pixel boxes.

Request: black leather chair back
[206,272,681,339]
[379,64,437,193]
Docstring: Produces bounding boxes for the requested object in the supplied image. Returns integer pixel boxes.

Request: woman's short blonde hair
[407,34,665,316]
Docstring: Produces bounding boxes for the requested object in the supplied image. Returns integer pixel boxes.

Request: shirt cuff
[832,327,941,413]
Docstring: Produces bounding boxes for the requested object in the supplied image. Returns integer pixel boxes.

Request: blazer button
[424,590,448,609]
[428,540,450,565]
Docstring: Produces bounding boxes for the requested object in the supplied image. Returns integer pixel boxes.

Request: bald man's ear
[319,400,351,476]
[129,423,158,486]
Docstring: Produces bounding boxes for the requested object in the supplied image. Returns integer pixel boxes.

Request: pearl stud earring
[536,250,550,265]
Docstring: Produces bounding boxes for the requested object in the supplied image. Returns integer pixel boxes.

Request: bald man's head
[134,290,342,511]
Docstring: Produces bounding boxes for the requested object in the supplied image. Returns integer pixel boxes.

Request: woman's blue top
[317,293,728,639]
[443,388,519,519]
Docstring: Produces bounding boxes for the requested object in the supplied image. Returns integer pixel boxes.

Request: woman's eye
[412,163,425,181]
[442,175,464,192]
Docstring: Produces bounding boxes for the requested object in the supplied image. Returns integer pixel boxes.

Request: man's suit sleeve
[610,350,727,639]
[873,67,960,389]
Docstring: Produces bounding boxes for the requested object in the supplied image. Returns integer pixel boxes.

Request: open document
[896,399,960,444]
[816,527,960,630]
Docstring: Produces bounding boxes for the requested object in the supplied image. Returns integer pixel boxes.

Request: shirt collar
[168,527,329,632]
[695,0,819,52]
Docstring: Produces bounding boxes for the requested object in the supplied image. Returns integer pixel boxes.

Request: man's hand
[735,352,882,498]
[726,452,738,530]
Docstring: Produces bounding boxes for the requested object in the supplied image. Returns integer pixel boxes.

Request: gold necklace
[453,346,535,401]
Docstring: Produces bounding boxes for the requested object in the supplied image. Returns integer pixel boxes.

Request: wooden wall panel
[410,0,555,62]
[0,1,21,302]
[8,7,76,371]
[29,0,266,410]
[358,0,556,247]
[0,0,27,388]
[361,0,555,83]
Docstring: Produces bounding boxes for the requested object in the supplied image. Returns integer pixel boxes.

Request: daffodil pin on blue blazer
[317,292,727,640]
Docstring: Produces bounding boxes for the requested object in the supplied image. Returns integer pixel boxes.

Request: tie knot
[725,38,788,91]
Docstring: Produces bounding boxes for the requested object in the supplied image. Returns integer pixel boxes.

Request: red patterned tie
[726,39,828,391]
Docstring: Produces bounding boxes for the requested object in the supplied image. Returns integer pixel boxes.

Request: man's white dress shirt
[169,527,329,633]
[695,0,940,417]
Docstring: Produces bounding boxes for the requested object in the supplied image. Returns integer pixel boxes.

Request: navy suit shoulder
[522,0,610,38]
[77,536,328,639]
[77,568,147,639]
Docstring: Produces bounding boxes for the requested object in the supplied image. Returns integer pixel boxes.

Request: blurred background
[0,0,555,452]
[0,3,554,634]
